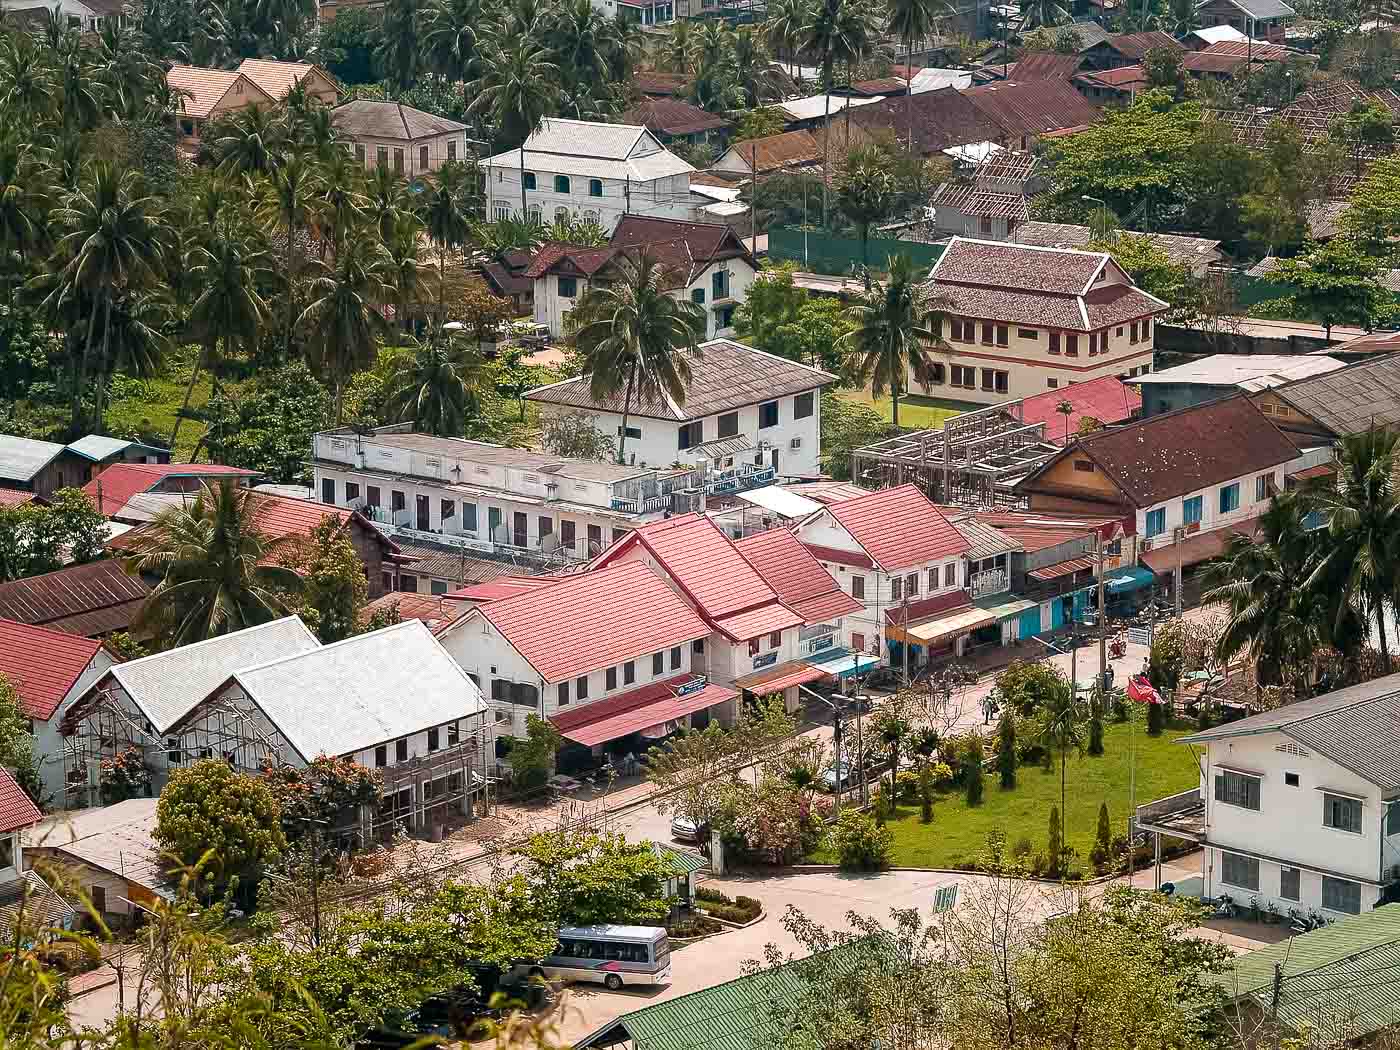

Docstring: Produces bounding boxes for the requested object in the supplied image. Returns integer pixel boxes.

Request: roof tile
[0,619,104,721]
[820,484,971,572]
[0,768,40,834]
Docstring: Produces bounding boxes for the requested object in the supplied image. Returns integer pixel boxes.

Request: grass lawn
[837,387,974,430]
[832,721,1199,871]
[105,368,212,460]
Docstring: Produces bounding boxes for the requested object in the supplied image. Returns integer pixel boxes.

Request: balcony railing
[707,465,774,495]
[611,494,672,514]
[1135,787,1205,841]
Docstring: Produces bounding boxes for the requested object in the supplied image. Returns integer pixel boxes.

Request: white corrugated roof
[0,435,66,483]
[1130,354,1346,389]
[110,616,321,733]
[481,118,694,182]
[230,619,487,761]
[910,68,973,93]
[1188,24,1250,42]
[482,146,694,182]
[773,94,882,122]
[66,435,156,461]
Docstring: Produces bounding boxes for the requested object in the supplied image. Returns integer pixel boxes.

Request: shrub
[1147,699,1166,736]
[1012,835,1034,861]
[1089,801,1113,874]
[928,760,955,788]
[873,785,889,825]
[1030,852,1047,877]
[669,915,722,937]
[831,810,892,871]
[695,886,732,905]
[735,895,761,914]
[1088,697,1105,757]
[895,768,920,803]
[704,902,758,923]
[963,736,985,806]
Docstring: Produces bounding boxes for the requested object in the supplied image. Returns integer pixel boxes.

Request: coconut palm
[175,229,273,450]
[731,27,783,107]
[214,104,285,178]
[567,251,706,466]
[550,0,614,92]
[423,0,482,81]
[802,0,865,225]
[297,233,394,423]
[0,134,48,304]
[1307,425,1400,670]
[384,214,428,340]
[470,38,560,216]
[1036,675,1081,878]
[50,162,172,433]
[312,149,368,252]
[419,159,473,314]
[1055,399,1075,443]
[1202,492,1324,698]
[764,0,810,78]
[841,253,951,427]
[375,0,423,89]
[836,148,896,265]
[661,19,695,73]
[886,0,938,152]
[0,31,56,120]
[384,325,491,435]
[53,37,103,134]
[125,480,303,646]
[262,153,322,357]
[96,292,171,427]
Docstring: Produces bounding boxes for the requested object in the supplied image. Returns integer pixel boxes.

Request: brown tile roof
[1007,52,1083,80]
[934,237,1108,294]
[236,59,337,101]
[849,87,1005,156]
[522,242,617,280]
[620,97,731,137]
[480,261,532,297]
[0,560,151,637]
[1182,50,1250,74]
[963,79,1104,139]
[634,71,689,96]
[1109,30,1183,59]
[166,66,273,119]
[1270,354,1400,437]
[726,130,821,172]
[359,591,469,633]
[1198,39,1301,62]
[525,216,753,288]
[527,338,834,422]
[331,100,466,141]
[1028,394,1300,507]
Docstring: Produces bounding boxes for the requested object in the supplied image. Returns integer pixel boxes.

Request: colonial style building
[526,216,756,339]
[167,66,274,145]
[921,237,1168,404]
[331,101,469,177]
[481,119,697,233]
[525,338,832,477]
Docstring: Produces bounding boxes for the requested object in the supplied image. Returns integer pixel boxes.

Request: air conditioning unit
[789,437,802,450]
[1141,538,1153,552]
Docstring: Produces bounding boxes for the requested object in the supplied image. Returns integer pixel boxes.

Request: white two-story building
[794,484,977,667]
[526,338,833,478]
[526,215,757,340]
[481,118,697,234]
[1138,674,1400,919]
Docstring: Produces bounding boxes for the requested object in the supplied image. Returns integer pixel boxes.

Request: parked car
[671,815,709,843]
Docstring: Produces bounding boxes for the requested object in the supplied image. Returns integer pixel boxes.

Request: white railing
[970,568,1008,598]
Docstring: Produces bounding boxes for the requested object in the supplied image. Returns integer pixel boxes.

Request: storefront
[886,604,998,669]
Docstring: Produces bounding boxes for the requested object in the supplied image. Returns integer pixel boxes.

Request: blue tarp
[1105,566,1156,594]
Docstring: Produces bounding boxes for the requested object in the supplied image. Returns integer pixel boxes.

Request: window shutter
[1214,773,1226,801]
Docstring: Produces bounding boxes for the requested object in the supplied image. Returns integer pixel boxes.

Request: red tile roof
[1015,376,1142,443]
[446,576,562,603]
[712,602,804,641]
[733,659,831,692]
[550,675,737,747]
[0,768,40,833]
[84,463,258,516]
[851,77,909,95]
[1075,65,1147,89]
[358,592,469,634]
[0,619,105,721]
[935,238,1107,294]
[1009,51,1084,80]
[1029,556,1096,581]
[526,218,753,287]
[801,541,876,569]
[819,484,970,572]
[1198,39,1298,62]
[610,514,780,619]
[735,529,862,622]
[0,489,36,508]
[883,588,970,626]
[633,71,688,96]
[472,562,709,683]
[522,242,617,280]
[1032,395,1300,508]
[0,560,151,636]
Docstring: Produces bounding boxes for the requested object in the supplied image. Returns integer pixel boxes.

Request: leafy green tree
[1088,234,1192,317]
[963,734,984,806]
[1341,152,1400,250]
[299,517,369,644]
[919,765,933,823]
[996,708,1017,789]
[1272,238,1383,338]
[513,829,672,926]
[0,488,109,582]
[1088,689,1105,756]
[508,714,562,791]
[733,105,789,142]
[156,758,287,895]
[568,251,706,465]
[842,253,949,426]
[1089,800,1113,872]
[0,674,43,805]
[837,147,896,265]
[203,363,333,486]
[540,411,616,460]
[1020,0,1070,28]
[383,325,489,436]
[831,809,892,870]
[1330,99,1395,175]
[819,390,885,480]
[124,480,304,645]
[733,262,808,357]
[992,659,1072,717]
[644,722,743,831]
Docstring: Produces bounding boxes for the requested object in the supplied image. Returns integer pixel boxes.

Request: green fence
[766,226,947,275]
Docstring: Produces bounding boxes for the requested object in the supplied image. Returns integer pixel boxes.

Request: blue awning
[1105,566,1156,594]
[808,647,881,679]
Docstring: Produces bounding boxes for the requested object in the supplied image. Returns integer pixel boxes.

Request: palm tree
[802,0,864,226]
[263,153,322,358]
[1037,678,1082,878]
[176,229,273,451]
[297,234,394,423]
[1307,425,1400,670]
[1202,492,1323,699]
[842,253,950,427]
[375,0,424,89]
[764,0,809,78]
[550,0,614,92]
[1020,0,1070,29]
[836,148,895,265]
[50,163,171,433]
[214,105,286,178]
[886,0,937,152]
[366,165,417,244]
[312,149,368,253]
[567,252,706,466]
[0,134,48,305]
[54,38,102,134]
[661,19,695,73]
[731,27,782,108]
[470,38,560,217]
[96,292,170,428]
[423,0,482,82]
[384,326,491,435]
[0,31,55,121]
[1055,399,1074,443]
[124,481,303,646]
[384,214,428,340]
[419,160,473,315]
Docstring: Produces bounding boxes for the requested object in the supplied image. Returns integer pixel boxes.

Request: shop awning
[1141,517,1261,574]
[972,594,1038,619]
[551,678,738,747]
[734,659,831,693]
[1105,566,1155,594]
[807,648,880,678]
[887,605,997,645]
[1288,463,1336,481]
[1028,557,1095,581]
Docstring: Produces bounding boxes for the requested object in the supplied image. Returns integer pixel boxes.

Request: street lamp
[1082,194,1109,242]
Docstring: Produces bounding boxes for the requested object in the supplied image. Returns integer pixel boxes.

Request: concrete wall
[347,132,465,177]
[1136,464,1285,548]
[34,650,116,802]
[484,163,695,234]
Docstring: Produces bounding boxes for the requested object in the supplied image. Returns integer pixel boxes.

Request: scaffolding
[851,401,1062,508]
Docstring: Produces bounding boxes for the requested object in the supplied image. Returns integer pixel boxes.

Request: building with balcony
[1137,673,1400,918]
[436,561,726,750]
[526,338,833,477]
[593,514,872,703]
[526,216,756,341]
[923,237,1167,404]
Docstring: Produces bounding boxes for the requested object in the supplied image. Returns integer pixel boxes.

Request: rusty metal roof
[0,560,151,635]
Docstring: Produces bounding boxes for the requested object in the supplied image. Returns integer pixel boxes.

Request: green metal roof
[579,938,873,1050]
[656,845,709,876]
[1210,904,1400,1038]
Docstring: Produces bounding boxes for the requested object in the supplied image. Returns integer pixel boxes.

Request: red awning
[550,678,738,748]
[733,660,831,693]
[1289,463,1336,481]
[1028,557,1095,581]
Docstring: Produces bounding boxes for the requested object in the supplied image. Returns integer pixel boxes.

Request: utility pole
[1097,530,1108,694]
[1270,961,1284,1020]
[750,142,758,256]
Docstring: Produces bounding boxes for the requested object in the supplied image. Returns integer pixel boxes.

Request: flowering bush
[99,747,152,805]
[259,754,382,839]
[723,779,827,866]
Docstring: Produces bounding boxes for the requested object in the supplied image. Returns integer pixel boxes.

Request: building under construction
[852,401,1062,508]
